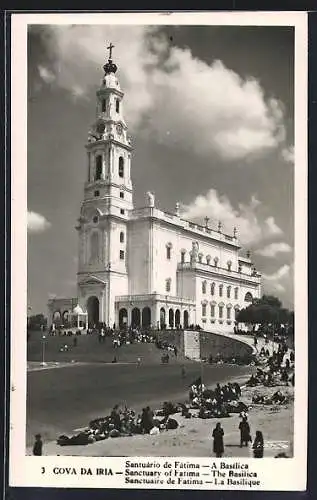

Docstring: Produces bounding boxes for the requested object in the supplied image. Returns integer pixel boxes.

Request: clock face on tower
[96,121,106,135]
[116,123,123,136]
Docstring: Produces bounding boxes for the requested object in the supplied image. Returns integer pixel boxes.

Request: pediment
[79,274,107,286]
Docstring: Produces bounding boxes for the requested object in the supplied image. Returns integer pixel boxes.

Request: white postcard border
[9,11,308,491]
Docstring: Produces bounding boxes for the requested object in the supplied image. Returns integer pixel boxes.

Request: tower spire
[103,41,117,75]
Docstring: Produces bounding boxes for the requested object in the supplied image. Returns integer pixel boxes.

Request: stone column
[127,307,132,328]
[100,288,105,324]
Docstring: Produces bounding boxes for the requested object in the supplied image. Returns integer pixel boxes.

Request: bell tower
[76,44,132,327]
[84,42,133,213]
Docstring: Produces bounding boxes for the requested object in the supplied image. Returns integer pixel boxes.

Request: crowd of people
[55,402,180,447]
[246,340,294,389]
[185,378,248,420]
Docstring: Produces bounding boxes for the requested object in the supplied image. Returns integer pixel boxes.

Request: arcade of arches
[118,305,190,329]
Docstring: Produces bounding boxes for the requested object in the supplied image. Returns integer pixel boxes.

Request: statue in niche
[146,191,155,208]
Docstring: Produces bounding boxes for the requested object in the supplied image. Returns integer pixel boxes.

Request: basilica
[48,47,261,333]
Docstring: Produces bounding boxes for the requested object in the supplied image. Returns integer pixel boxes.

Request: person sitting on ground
[246,375,258,387]
[239,416,251,447]
[253,431,264,458]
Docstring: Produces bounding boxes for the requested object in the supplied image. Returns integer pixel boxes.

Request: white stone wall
[110,145,132,190]
[150,222,239,296]
[108,273,129,326]
[183,330,201,360]
[127,219,150,295]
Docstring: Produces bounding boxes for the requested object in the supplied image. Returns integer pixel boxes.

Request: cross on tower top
[107,42,115,60]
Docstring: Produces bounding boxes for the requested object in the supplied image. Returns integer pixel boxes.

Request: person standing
[253,431,264,458]
[33,434,43,456]
[239,416,251,447]
[212,422,224,458]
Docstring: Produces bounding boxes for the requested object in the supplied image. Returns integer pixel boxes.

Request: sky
[27,24,295,314]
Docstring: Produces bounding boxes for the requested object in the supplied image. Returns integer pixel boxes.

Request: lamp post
[41,335,46,367]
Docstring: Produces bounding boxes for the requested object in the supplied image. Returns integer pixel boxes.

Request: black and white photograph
[9,12,307,490]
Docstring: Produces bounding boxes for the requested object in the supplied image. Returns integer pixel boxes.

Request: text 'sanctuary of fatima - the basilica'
[48,46,262,332]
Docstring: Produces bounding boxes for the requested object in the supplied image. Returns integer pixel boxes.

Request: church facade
[47,49,261,333]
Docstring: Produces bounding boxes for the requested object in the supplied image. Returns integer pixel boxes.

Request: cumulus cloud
[255,242,292,257]
[38,65,55,84]
[262,264,291,295]
[30,25,287,161]
[281,145,294,163]
[263,264,290,281]
[181,188,282,246]
[263,216,283,237]
[27,211,51,233]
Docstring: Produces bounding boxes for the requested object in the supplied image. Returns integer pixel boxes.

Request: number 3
[41,467,45,474]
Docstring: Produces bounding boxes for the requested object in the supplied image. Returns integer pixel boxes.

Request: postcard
[9,11,307,491]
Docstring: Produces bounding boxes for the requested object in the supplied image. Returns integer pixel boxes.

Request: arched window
[210,302,216,317]
[234,287,239,300]
[118,157,124,178]
[95,155,102,180]
[116,99,120,113]
[219,284,223,297]
[214,256,219,267]
[166,243,172,260]
[210,282,215,296]
[202,281,207,294]
[198,253,203,263]
[101,99,106,112]
[234,305,240,320]
[180,250,186,263]
[227,286,231,299]
[227,305,232,320]
[218,304,224,319]
[206,255,211,265]
[120,231,124,243]
[244,292,253,303]
[166,278,171,293]
[202,303,207,316]
[90,232,99,262]
[227,260,232,271]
